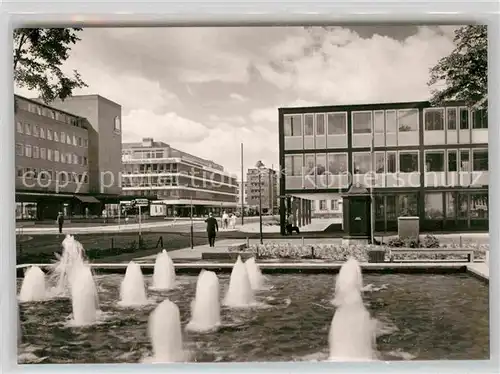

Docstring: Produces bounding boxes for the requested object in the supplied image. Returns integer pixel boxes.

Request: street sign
[132,198,149,207]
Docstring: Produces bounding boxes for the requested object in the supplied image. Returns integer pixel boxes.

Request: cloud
[229,93,248,102]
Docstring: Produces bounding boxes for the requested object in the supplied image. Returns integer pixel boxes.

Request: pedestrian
[222,211,229,230]
[102,209,107,224]
[205,212,219,247]
[286,214,299,235]
[230,213,237,229]
[56,212,64,234]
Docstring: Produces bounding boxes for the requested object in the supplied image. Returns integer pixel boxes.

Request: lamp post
[256,160,265,245]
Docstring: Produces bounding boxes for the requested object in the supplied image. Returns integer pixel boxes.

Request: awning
[74,195,100,203]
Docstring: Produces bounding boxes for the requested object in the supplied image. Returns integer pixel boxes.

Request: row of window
[16,167,89,184]
[16,97,84,128]
[373,192,488,221]
[284,149,488,176]
[317,199,341,211]
[16,121,89,148]
[284,107,488,137]
[16,142,89,166]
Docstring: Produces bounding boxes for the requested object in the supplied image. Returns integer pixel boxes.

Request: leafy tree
[13,28,87,103]
[428,25,487,109]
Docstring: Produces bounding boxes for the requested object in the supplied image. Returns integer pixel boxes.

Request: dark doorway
[350,198,369,236]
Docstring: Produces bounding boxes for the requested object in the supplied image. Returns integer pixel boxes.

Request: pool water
[17,273,489,364]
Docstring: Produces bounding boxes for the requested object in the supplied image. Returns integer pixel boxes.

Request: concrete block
[201,251,254,261]
[398,216,419,240]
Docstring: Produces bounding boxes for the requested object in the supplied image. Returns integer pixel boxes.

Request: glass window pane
[327,153,348,174]
[459,108,469,129]
[352,112,372,134]
[425,151,445,172]
[457,193,468,218]
[353,153,371,174]
[304,154,315,175]
[386,111,397,133]
[316,154,326,175]
[425,193,443,219]
[386,195,397,220]
[447,108,457,130]
[374,111,385,133]
[446,192,456,218]
[399,152,418,173]
[398,194,418,216]
[387,152,397,173]
[447,150,457,172]
[285,156,293,176]
[375,152,385,173]
[424,108,444,131]
[398,109,419,132]
[327,113,347,135]
[460,150,470,171]
[292,155,303,176]
[470,193,488,219]
[304,114,314,136]
[316,114,325,135]
[472,109,488,129]
[375,195,385,220]
[472,149,488,171]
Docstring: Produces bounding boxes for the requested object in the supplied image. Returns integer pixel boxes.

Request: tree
[428,25,487,110]
[13,28,87,103]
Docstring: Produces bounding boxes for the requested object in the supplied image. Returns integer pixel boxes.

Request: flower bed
[249,243,488,262]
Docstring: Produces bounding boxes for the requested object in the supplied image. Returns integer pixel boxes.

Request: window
[460,150,470,171]
[284,155,303,176]
[319,200,327,211]
[73,153,78,164]
[16,143,24,156]
[425,193,444,219]
[375,195,385,220]
[470,193,488,219]
[33,125,40,137]
[331,199,339,211]
[315,153,326,175]
[66,134,71,144]
[46,129,52,140]
[457,193,468,218]
[78,137,83,147]
[327,113,347,135]
[447,108,457,130]
[47,149,53,161]
[284,115,302,136]
[40,148,46,160]
[472,109,488,129]
[73,135,78,146]
[33,146,40,159]
[83,156,88,165]
[304,114,314,136]
[472,149,488,171]
[316,114,325,135]
[386,195,397,220]
[352,112,372,134]
[374,111,385,133]
[425,151,445,172]
[327,153,348,174]
[399,152,418,173]
[387,152,397,173]
[25,123,31,135]
[53,131,59,142]
[447,150,458,172]
[83,139,88,147]
[60,132,65,143]
[304,154,315,176]
[25,145,32,158]
[39,127,45,139]
[16,121,23,133]
[54,150,60,162]
[446,192,456,218]
[375,152,385,173]
[424,108,444,131]
[114,116,121,131]
[398,194,418,216]
[353,153,371,174]
[459,108,469,129]
[398,109,418,132]
[386,110,397,133]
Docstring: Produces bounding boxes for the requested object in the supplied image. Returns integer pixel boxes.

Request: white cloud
[229,93,248,102]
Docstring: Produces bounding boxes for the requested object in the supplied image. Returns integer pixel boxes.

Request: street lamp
[256,160,265,245]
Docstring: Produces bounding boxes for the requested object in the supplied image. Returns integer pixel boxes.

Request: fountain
[70,263,98,326]
[328,258,375,361]
[19,266,47,302]
[49,235,87,296]
[245,257,265,290]
[147,299,186,362]
[223,256,255,308]
[151,249,176,290]
[119,261,148,306]
[186,270,221,332]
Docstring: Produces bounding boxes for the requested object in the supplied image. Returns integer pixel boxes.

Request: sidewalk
[237,218,338,234]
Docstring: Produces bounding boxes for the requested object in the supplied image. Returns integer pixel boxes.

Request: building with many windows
[246,167,278,215]
[121,138,238,217]
[278,100,488,234]
[15,94,123,220]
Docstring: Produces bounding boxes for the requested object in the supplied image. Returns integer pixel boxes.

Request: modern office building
[246,167,278,215]
[236,181,248,208]
[121,138,238,216]
[278,100,488,234]
[15,94,123,220]
[312,198,343,218]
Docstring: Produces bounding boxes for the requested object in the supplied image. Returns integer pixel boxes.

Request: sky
[14,25,460,178]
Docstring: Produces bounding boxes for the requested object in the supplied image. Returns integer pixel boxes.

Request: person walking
[222,211,229,230]
[205,212,219,247]
[56,212,64,234]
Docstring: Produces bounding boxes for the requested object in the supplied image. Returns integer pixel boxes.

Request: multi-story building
[121,138,238,216]
[15,94,123,220]
[278,100,488,234]
[313,198,343,218]
[246,167,278,215]
[236,181,248,209]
